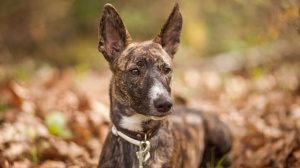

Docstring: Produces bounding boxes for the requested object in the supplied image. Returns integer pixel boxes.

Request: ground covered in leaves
[0,57,299,168]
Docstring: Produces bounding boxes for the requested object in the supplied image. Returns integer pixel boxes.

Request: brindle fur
[97,3,232,168]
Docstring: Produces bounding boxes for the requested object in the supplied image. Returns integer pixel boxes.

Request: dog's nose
[154,97,173,113]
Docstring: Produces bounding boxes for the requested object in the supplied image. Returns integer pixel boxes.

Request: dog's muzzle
[153,96,173,113]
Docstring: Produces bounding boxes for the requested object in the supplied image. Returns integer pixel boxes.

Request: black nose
[154,97,173,113]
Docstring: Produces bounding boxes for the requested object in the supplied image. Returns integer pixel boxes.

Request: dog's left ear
[98,4,132,63]
[154,3,182,58]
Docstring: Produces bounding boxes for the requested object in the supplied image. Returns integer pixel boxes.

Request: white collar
[112,125,141,146]
[112,125,151,162]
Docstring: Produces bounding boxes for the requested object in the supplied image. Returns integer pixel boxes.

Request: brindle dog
[97,3,232,168]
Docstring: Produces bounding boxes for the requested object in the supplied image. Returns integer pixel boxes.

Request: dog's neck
[119,113,152,131]
[110,99,164,134]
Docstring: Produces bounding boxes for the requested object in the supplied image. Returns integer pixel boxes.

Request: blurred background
[0,0,300,167]
[0,0,299,71]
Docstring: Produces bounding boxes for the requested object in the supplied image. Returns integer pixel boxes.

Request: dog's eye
[130,68,140,75]
[163,68,172,74]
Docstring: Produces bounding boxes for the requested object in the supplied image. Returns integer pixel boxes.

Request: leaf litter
[0,59,299,168]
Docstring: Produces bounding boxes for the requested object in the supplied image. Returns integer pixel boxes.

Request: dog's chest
[99,112,205,168]
[99,130,174,168]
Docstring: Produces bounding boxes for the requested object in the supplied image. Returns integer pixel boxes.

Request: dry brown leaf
[99,124,110,144]
[89,99,110,124]
[39,160,66,168]
[3,143,26,161]
[293,149,300,159]
[12,159,31,168]
[225,76,249,99]
[86,138,102,158]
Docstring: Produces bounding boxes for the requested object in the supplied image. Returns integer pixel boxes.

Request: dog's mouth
[150,115,169,121]
[148,110,173,120]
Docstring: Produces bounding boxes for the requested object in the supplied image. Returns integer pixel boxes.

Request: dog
[97,3,232,168]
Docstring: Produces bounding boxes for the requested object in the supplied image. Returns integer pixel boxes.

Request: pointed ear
[153,3,182,58]
[98,4,132,63]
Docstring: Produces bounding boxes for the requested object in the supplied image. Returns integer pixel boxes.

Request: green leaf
[45,111,67,136]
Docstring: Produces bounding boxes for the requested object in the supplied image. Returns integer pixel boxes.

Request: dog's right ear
[98,4,132,63]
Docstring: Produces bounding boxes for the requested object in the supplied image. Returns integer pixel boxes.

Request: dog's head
[98,4,182,119]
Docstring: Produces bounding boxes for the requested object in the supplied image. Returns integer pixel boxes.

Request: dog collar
[112,125,154,164]
[111,123,161,145]
[112,125,140,146]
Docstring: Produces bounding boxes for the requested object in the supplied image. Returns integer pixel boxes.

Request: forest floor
[0,52,300,168]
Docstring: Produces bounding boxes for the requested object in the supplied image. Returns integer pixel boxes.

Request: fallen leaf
[39,160,66,168]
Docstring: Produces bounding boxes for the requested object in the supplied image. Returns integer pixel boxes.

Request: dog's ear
[98,4,132,63]
[154,3,182,58]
